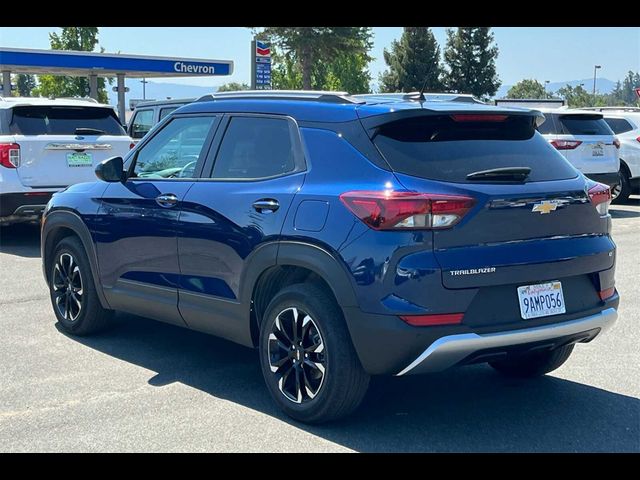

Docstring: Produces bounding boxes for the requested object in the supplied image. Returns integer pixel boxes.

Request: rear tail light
[0,143,20,168]
[550,140,583,150]
[450,114,508,122]
[636,136,640,143]
[399,313,464,327]
[587,181,611,216]
[339,191,476,230]
[598,287,615,301]
[613,138,620,149]
[129,143,135,150]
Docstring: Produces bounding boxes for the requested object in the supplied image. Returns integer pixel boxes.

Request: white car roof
[0,96,114,110]
[536,107,603,116]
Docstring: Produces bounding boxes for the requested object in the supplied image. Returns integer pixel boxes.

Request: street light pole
[592,65,601,98]
[545,80,550,98]
[140,78,148,100]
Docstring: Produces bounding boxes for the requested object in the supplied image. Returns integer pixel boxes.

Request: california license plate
[67,152,92,167]
[591,145,604,157]
[517,281,566,320]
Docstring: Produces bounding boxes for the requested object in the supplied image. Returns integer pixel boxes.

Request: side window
[132,116,216,179]
[537,114,558,135]
[604,118,633,134]
[130,109,154,139]
[211,116,301,180]
[159,106,179,121]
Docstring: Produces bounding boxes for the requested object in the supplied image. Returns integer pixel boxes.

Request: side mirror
[95,156,126,183]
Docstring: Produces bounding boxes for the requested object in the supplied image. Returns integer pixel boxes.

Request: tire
[489,344,575,378]
[258,283,370,424]
[49,236,113,336]
[612,164,632,204]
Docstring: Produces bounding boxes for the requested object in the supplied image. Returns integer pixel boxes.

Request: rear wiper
[466,167,531,182]
[75,127,106,135]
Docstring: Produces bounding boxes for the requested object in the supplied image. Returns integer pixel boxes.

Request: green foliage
[556,84,594,107]
[254,27,373,92]
[443,27,501,99]
[217,82,250,92]
[32,27,109,103]
[506,79,550,99]
[11,74,37,96]
[379,27,443,93]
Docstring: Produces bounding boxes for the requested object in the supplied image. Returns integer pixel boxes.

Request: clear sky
[1,27,638,88]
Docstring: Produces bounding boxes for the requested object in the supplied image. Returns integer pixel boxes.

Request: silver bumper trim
[396,308,618,376]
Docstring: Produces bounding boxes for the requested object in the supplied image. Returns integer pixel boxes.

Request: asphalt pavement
[0,199,638,452]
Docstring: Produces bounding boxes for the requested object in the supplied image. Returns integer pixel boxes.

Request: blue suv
[41,91,619,423]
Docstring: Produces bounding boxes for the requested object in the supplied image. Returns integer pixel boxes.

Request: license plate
[517,281,566,320]
[591,145,604,157]
[67,152,93,167]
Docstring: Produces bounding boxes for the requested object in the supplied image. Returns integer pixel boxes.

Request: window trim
[128,108,155,139]
[200,113,307,182]
[125,113,220,182]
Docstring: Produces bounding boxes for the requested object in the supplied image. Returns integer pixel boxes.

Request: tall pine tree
[443,27,501,99]
[379,27,443,93]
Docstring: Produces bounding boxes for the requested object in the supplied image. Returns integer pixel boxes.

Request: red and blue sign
[256,41,271,58]
[253,40,272,90]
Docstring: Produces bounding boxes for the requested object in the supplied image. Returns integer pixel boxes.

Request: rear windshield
[557,114,613,136]
[9,106,126,136]
[372,114,578,183]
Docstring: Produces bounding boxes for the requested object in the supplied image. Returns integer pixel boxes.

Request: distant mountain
[106,80,217,108]
[495,78,617,99]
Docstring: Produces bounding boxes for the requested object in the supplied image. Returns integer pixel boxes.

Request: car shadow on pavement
[58,313,639,453]
[0,223,41,258]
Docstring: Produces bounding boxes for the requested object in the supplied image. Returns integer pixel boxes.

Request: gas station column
[2,71,11,97]
[116,74,126,123]
[88,74,98,100]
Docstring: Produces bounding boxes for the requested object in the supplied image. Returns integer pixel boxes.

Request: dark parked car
[41,91,619,423]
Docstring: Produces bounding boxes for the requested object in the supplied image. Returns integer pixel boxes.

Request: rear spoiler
[359,108,546,134]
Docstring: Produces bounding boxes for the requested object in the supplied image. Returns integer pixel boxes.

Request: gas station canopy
[0,47,234,120]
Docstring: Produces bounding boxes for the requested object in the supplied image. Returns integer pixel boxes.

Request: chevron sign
[256,41,271,58]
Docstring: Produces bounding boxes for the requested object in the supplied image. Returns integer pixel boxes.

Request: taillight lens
[587,181,611,216]
[450,114,508,122]
[129,142,135,149]
[636,136,640,143]
[399,313,464,327]
[598,287,615,301]
[339,191,475,230]
[550,140,583,150]
[0,143,20,168]
[613,138,620,149]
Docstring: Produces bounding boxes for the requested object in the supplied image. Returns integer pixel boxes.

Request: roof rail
[196,90,364,104]
[354,92,485,104]
[579,106,640,113]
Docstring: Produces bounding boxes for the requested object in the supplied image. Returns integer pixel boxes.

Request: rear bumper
[585,172,620,189]
[396,307,617,375]
[343,293,619,376]
[0,192,53,224]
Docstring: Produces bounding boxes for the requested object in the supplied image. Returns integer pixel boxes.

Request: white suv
[537,108,620,196]
[601,112,640,202]
[0,97,133,225]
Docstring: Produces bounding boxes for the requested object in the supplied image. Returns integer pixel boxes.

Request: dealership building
[0,47,234,121]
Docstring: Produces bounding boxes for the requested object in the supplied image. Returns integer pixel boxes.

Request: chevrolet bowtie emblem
[532,201,558,214]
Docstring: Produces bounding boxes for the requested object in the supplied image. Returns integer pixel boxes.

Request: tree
[442,27,501,99]
[11,74,37,96]
[620,71,640,105]
[379,27,443,93]
[217,82,250,92]
[556,84,594,108]
[254,27,373,90]
[506,79,549,99]
[32,27,109,103]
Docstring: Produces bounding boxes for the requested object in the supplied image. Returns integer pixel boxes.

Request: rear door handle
[252,199,280,213]
[156,194,179,208]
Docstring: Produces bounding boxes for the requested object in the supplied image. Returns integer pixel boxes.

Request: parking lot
[0,200,638,452]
